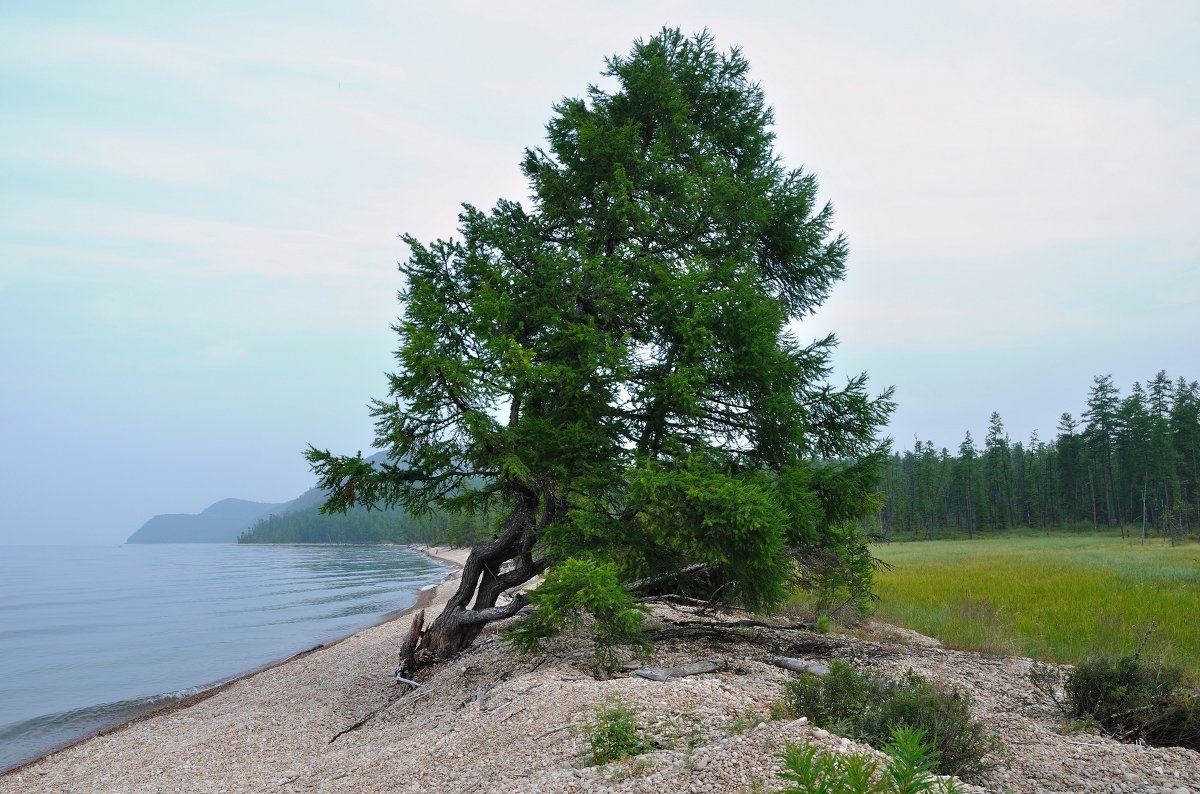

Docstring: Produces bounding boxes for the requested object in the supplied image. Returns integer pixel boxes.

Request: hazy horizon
[2,2,1197,543]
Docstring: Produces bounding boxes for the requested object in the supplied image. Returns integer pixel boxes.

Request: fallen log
[767,656,830,676]
[631,660,722,682]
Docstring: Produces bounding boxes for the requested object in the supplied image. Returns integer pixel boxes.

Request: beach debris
[394,609,425,679]
[766,656,830,676]
[631,660,721,682]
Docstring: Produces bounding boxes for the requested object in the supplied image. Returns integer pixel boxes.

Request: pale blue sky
[2,1,1197,543]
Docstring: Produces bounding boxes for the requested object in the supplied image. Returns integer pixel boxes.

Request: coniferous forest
[877,372,1200,540]
[237,504,490,547]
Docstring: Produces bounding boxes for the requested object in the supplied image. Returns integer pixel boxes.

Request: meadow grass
[865,533,1200,681]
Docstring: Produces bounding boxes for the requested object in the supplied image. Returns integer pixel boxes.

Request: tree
[983,412,1013,529]
[1055,412,1085,525]
[1084,375,1122,531]
[307,29,894,672]
[1170,378,1200,534]
[955,431,983,538]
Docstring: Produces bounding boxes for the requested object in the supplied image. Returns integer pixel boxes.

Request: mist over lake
[0,544,448,772]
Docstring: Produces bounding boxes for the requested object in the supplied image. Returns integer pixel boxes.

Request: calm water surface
[0,543,449,772]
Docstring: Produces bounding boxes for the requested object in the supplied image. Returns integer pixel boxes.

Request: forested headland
[236,504,489,547]
[878,371,1200,541]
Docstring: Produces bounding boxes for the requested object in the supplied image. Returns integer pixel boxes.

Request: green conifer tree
[307,29,893,669]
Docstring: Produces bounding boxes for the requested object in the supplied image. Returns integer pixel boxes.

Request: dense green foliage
[878,373,1200,541]
[504,558,650,671]
[1061,655,1200,750]
[871,534,1200,678]
[306,28,893,658]
[776,661,1001,782]
[779,727,964,794]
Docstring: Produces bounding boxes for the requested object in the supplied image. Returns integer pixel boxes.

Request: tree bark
[397,490,548,673]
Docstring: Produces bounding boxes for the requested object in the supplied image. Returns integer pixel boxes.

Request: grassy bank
[868,533,1200,680]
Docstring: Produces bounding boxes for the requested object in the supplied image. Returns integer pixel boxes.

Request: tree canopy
[308,28,894,670]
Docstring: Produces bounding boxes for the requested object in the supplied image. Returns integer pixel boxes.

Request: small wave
[0,684,217,773]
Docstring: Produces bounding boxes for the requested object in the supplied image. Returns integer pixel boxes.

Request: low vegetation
[1032,654,1200,751]
[871,533,1200,680]
[582,696,654,766]
[505,558,651,673]
[774,661,1001,782]
[779,727,963,794]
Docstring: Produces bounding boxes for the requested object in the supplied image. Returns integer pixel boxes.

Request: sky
[1,1,1196,544]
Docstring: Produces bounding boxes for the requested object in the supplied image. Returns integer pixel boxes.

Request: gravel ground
[3,547,1197,793]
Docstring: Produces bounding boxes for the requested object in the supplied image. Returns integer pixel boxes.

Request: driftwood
[672,618,811,630]
[394,609,425,679]
[767,656,830,677]
[627,563,714,593]
[631,660,722,682]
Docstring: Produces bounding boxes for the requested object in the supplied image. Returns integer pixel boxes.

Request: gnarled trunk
[397,490,549,675]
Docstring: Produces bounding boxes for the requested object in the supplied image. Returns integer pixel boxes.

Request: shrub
[1063,655,1200,750]
[582,696,653,766]
[777,661,1001,782]
[505,558,650,672]
[778,726,963,793]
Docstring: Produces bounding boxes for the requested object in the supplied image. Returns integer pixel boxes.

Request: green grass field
[868,533,1200,680]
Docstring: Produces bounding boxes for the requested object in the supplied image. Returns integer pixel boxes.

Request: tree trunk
[397,491,548,674]
[965,485,974,540]
[1141,473,1148,545]
[1103,456,1119,535]
[1088,468,1098,529]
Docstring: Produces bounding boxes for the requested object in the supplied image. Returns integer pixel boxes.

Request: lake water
[0,543,450,772]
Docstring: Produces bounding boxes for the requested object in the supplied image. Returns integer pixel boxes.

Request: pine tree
[983,412,1013,528]
[307,29,893,670]
[1170,378,1200,533]
[1055,412,1085,525]
[956,431,983,538]
[1084,375,1122,531]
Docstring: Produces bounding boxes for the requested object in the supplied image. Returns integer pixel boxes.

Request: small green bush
[778,726,963,793]
[1064,655,1200,750]
[505,558,649,672]
[582,696,653,766]
[777,661,1001,782]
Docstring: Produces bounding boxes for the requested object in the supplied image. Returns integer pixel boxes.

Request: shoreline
[0,544,468,782]
[5,543,1197,792]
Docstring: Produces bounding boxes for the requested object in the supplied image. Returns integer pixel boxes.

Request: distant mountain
[126,498,290,544]
[127,489,331,543]
[125,460,370,544]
